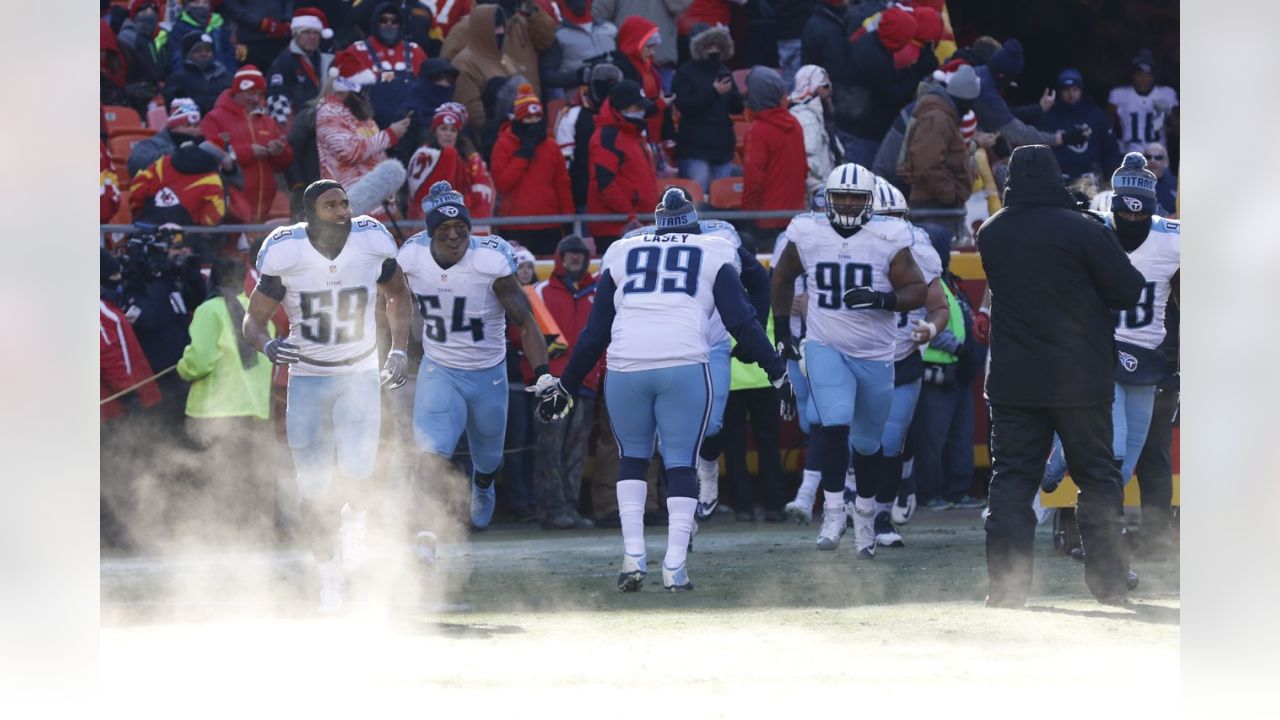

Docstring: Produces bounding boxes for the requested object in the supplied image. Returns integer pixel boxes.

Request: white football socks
[617,480,648,557]
[844,469,858,495]
[824,490,845,509]
[665,497,697,569]
[796,469,821,507]
[855,495,876,516]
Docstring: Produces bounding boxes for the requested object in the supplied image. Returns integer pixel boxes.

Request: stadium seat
[658,177,704,206]
[267,191,292,220]
[110,190,131,225]
[732,68,750,95]
[709,177,744,209]
[108,129,158,178]
[145,100,169,129]
[102,105,143,136]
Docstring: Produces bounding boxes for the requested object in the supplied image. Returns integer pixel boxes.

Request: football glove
[527,373,573,422]
[772,372,797,422]
[263,338,301,365]
[380,349,409,389]
[842,286,897,311]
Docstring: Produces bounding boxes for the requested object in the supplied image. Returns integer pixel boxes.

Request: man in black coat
[977,144,1145,607]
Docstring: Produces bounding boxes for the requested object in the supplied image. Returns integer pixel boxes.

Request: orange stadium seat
[658,177,704,206]
[145,100,169,129]
[267,191,293,220]
[709,177,744,209]
[102,105,143,137]
[108,129,157,178]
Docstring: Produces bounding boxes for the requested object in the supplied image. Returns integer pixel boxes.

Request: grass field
[100,510,1179,713]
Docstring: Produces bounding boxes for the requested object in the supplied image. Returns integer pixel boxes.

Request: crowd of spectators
[100,0,1179,540]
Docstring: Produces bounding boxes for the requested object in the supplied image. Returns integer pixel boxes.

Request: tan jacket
[442,4,556,98]
[450,5,520,133]
[899,89,974,208]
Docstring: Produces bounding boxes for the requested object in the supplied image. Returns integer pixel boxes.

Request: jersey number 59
[298,288,369,344]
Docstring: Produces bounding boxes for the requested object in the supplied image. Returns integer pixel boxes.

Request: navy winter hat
[1057,68,1083,88]
[988,38,1024,79]
[1111,152,1158,214]
[422,180,472,235]
[654,186,698,233]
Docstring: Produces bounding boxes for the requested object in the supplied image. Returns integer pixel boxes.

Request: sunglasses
[1143,154,1166,161]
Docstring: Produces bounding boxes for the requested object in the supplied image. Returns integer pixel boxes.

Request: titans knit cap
[422,180,472,234]
[1111,152,1157,213]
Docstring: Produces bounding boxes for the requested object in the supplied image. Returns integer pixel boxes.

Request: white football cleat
[892,493,917,525]
[851,503,877,558]
[816,503,846,551]
[695,457,720,521]
[784,498,813,524]
[414,530,438,570]
[339,504,367,574]
[662,562,693,592]
[317,558,345,613]
[618,552,647,592]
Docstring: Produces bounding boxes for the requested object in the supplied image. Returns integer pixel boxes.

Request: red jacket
[742,107,807,229]
[617,16,666,141]
[101,140,121,223]
[200,89,293,222]
[529,252,603,393]
[491,123,575,230]
[128,155,227,226]
[678,0,733,37]
[587,100,658,238]
[101,298,162,422]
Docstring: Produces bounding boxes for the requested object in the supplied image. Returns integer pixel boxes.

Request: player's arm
[738,245,771,331]
[244,275,298,365]
[558,270,617,396]
[1170,269,1179,307]
[844,247,926,312]
[495,273,552,376]
[718,264,797,420]
[770,241,803,359]
[376,259,413,387]
[911,278,951,345]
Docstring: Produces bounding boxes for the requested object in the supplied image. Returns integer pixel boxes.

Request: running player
[397,181,568,531]
[244,179,413,612]
[770,164,927,557]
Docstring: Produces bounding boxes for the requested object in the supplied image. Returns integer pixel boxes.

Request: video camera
[121,222,188,280]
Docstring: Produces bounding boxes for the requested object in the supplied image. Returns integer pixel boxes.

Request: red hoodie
[201,89,293,222]
[490,122,575,230]
[742,107,807,229]
[617,16,665,141]
[101,298,162,422]
[527,249,603,393]
[587,99,658,238]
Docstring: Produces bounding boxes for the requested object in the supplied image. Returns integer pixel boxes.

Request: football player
[548,188,794,592]
[771,164,927,557]
[244,179,413,612]
[621,190,771,521]
[397,181,568,531]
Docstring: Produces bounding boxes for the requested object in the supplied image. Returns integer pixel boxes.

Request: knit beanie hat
[432,105,463,132]
[167,97,201,128]
[422,181,472,234]
[745,65,787,112]
[653,186,699,234]
[1111,152,1158,213]
[557,233,590,257]
[512,83,542,121]
[989,38,1024,79]
[946,64,981,100]
[181,32,214,59]
[877,8,917,53]
[233,65,266,93]
[912,7,944,43]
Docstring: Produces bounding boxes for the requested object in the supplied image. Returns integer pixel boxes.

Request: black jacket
[775,0,818,41]
[977,145,1144,408]
[672,28,744,164]
[164,60,233,115]
[800,4,848,75]
[840,28,935,140]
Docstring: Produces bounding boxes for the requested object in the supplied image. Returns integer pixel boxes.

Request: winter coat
[200,90,294,221]
[775,0,819,41]
[314,94,399,192]
[161,10,238,74]
[116,17,167,91]
[406,144,468,220]
[164,58,233,115]
[972,65,1058,147]
[593,0,691,67]
[128,150,227,226]
[555,102,600,209]
[101,142,122,223]
[177,292,274,420]
[265,39,334,127]
[542,20,619,90]
[127,128,179,178]
[898,87,972,209]
[220,0,291,47]
[742,107,807,229]
[491,124,576,230]
[841,22,935,140]
[419,0,474,39]
[672,25,742,163]
[789,68,843,195]
[101,298,162,422]
[451,5,520,134]
[441,3,557,97]
[333,32,428,128]
[678,0,734,36]
[799,4,848,79]
[533,253,603,392]
[101,21,130,107]
[587,99,658,238]
[976,145,1144,408]
[616,16,667,141]
[1035,96,1122,183]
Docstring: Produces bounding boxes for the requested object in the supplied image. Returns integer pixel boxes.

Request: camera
[122,223,187,280]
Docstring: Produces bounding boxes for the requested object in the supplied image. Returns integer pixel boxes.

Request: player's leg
[804,342,858,550]
[604,370,660,591]
[784,357,822,523]
[875,376,921,548]
[285,374,344,610]
[460,362,511,530]
[1133,383,1176,555]
[848,357,894,558]
[1110,382,1129,473]
[412,359,470,529]
[653,363,712,591]
[695,341,732,520]
[1118,383,1157,485]
[331,369,382,575]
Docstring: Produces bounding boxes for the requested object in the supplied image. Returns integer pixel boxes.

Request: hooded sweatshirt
[452,4,520,133]
[898,83,972,208]
[441,0,557,96]
[615,16,666,140]
[977,145,1145,407]
[200,89,293,221]
[531,237,603,392]
[491,119,576,229]
[587,98,657,237]
[789,65,843,195]
[741,67,806,229]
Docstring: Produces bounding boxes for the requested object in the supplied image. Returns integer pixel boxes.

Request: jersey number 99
[814,262,874,309]
[622,245,703,296]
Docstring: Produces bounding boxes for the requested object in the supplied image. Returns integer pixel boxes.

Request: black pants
[723,388,785,513]
[1134,383,1177,542]
[986,402,1130,603]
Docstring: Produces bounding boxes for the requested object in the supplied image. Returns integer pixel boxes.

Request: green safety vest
[729,315,775,391]
[155,12,227,56]
[922,282,965,365]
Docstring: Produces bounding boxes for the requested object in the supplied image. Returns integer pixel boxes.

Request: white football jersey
[1107,85,1179,153]
[1100,214,1181,349]
[599,232,740,372]
[624,220,743,347]
[256,217,398,376]
[785,213,914,361]
[398,233,517,371]
[772,224,809,340]
[894,226,944,361]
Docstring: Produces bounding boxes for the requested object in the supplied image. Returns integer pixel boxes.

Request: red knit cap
[432,106,463,131]
[233,65,266,93]
[512,83,542,121]
[877,8,917,53]
[912,7,944,43]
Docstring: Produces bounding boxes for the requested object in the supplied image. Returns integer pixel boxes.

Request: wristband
[533,364,551,379]
[880,290,899,311]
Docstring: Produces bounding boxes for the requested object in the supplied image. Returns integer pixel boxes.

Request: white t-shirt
[598,232,740,372]
[1100,213,1181,350]
[894,226,944,362]
[255,217,397,376]
[785,213,914,361]
[1108,85,1179,153]
[397,233,517,371]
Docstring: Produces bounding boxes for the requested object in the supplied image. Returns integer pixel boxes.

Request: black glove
[527,372,573,422]
[380,349,409,389]
[1061,125,1091,145]
[772,371,797,422]
[842,287,897,311]
[263,338,300,365]
[515,128,540,159]
[773,316,800,361]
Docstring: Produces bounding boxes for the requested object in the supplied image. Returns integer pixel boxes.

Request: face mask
[377,25,400,46]
[135,15,158,35]
[706,51,721,64]
[1113,215,1152,250]
[191,54,214,71]
[520,119,547,139]
[953,97,973,116]
[187,6,212,25]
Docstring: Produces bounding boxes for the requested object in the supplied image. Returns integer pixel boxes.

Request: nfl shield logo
[329,265,337,273]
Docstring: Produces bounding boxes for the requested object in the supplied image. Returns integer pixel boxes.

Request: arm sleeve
[559,270,617,395]
[315,103,395,165]
[194,177,228,225]
[713,265,784,380]
[490,135,529,193]
[738,246,771,330]
[526,7,558,50]
[740,125,767,210]
[994,115,1060,147]
[593,128,633,212]
[100,329,134,394]
[1084,225,1146,310]
[672,69,715,115]
[176,303,221,381]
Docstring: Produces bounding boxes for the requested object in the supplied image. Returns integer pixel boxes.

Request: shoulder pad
[1154,217,1180,234]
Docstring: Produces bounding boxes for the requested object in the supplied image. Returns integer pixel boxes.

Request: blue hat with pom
[422,180,471,235]
[654,186,698,234]
[1111,152,1157,214]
